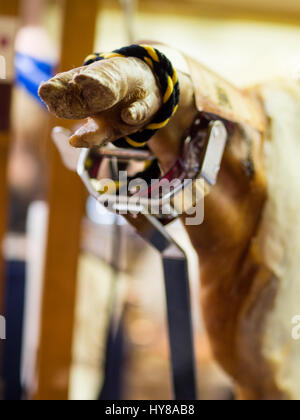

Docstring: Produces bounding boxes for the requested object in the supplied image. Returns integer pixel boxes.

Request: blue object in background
[15,52,56,106]
[1,261,26,401]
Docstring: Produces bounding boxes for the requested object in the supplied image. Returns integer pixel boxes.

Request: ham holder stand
[52,117,227,400]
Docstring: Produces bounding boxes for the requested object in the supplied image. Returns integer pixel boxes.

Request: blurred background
[0,0,300,401]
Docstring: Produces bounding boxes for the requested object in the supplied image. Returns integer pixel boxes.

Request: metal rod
[119,0,137,44]
[99,147,155,161]
[162,248,197,400]
[126,214,198,400]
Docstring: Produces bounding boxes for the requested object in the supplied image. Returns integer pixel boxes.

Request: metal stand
[52,118,228,401]
[126,214,197,400]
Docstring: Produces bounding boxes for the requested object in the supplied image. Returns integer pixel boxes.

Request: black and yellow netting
[84,44,180,150]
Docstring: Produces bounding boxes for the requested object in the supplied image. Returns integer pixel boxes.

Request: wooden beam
[105,0,300,25]
[0,1,19,16]
[183,0,300,14]
[34,0,99,400]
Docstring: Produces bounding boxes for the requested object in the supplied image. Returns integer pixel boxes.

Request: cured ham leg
[39,49,300,400]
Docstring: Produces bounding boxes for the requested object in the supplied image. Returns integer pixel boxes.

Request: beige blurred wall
[94,1,300,86]
[123,0,300,22]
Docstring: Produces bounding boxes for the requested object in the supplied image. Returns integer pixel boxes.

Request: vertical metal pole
[120,0,137,43]
[163,249,197,400]
[126,214,198,400]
